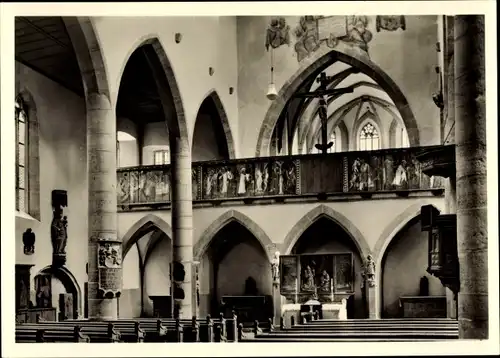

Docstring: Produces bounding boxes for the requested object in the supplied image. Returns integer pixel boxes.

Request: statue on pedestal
[271,251,280,284]
[362,255,376,287]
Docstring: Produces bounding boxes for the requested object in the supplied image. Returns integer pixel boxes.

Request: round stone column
[454,15,487,339]
[171,137,194,319]
[87,93,121,320]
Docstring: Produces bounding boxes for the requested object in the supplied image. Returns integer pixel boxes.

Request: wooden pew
[16,325,90,343]
[39,320,145,343]
[21,322,121,343]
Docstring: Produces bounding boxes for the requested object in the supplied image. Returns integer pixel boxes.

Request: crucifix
[293,72,354,154]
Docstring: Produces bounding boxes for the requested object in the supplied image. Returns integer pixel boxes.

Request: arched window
[15,96,28,212]
[359,122,380,151]
[328,132,336,153]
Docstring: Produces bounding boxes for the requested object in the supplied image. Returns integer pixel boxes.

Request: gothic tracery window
[15,96,28,212]
[359,122,380,151]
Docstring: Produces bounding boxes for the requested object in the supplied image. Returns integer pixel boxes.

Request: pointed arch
[62,17,110,98]
[121,214,172,258]
[193,89,236,159]
[36,265,82,319]
[372,202,442,317]
[116,36,188,148]
[256,46,419,157]
[194,210,274,262]
[282,204,371,258]
[337,120,349,152]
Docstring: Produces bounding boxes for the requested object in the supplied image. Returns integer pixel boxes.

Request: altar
[279,253,354,323]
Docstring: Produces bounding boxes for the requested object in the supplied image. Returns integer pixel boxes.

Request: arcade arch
[192,90,236,161]
[194,210,273,318]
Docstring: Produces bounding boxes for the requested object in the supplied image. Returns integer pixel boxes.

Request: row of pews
[16,313,241,343]
[240,315,460,342]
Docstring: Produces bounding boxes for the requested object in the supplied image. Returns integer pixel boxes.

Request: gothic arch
[256,46,419,156]
[36,265,82,319]
[116,36,188,147]
[372,202,442,317]
[194,210,274,262]
[62,17,110,99]
[121,214,172,258]
[282,204,371,258]
[194,89,236,159]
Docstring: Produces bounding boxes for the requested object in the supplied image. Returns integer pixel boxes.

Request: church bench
[16,325,90,343]
[26,322,121,343]
[40,320,147,342]
[137,313,238,342]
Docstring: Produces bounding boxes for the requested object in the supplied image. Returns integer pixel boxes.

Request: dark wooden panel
[300,155,344,194]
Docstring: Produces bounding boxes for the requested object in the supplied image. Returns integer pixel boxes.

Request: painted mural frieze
[294,16,373,62]
[376,15,406,32]
[265,17,291,51]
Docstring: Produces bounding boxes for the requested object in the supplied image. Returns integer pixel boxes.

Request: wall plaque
[97,240,122,298]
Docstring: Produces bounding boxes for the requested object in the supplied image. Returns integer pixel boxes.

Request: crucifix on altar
[292,72,355,154]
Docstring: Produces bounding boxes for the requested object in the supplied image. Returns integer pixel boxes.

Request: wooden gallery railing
[116,146,445,209]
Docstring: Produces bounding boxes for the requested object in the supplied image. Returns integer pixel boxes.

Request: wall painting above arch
[294,16,374,62]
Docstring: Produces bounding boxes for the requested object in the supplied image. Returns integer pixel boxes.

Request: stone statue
[51,206,68,256]
[363,255,376,287]
[271,251,280,283]
[22,228,35,255]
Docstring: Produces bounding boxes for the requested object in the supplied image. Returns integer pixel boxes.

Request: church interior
[11,14,489,343]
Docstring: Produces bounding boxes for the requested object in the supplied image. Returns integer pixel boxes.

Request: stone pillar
[171,137,194,319]
[363,279,378,319]
[87,93,121,320]
[454,15,487,339]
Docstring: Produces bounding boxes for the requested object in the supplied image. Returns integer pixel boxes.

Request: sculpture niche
[51,190,68,267]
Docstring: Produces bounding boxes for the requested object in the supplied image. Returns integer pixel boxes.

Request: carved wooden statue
[51,190,68,266]
[51,207,68,255]
[22,228,35,255]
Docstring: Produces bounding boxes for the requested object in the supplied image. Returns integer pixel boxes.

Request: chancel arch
[192,90,236,161]
[283,205,370,319]
[194,210,274,319]
[256,46,419,157]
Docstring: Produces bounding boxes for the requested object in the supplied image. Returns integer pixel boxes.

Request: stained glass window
[154,149,170,165]
[15,96,28,212]
[359,122,380,151]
